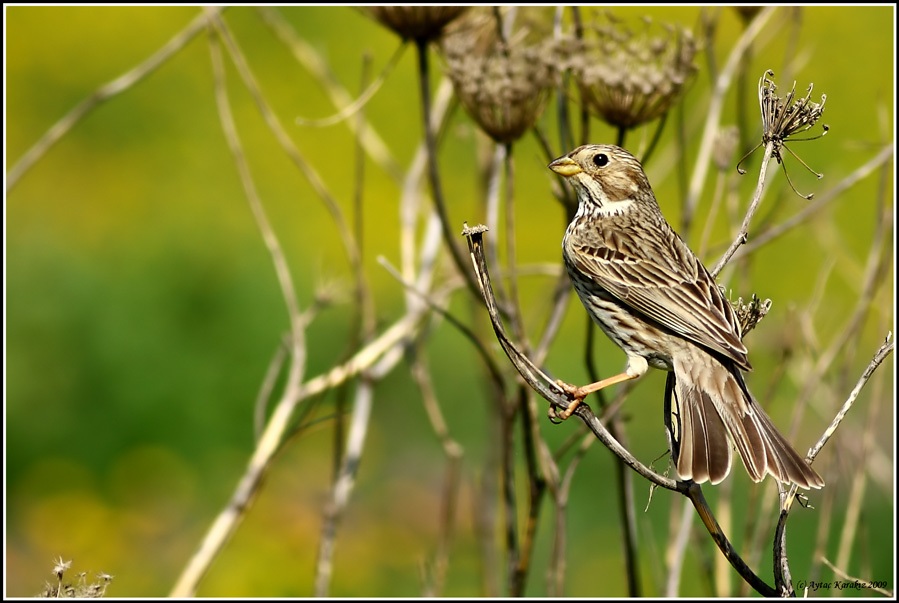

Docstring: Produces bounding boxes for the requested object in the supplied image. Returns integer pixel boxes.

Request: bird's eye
[592,153,610,168]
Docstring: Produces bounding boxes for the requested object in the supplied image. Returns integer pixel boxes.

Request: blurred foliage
[5,5,894,597]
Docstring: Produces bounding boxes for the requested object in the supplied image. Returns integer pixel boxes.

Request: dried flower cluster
[729,293,773,337]
[561,13,698,130]
[38,557,113,598]
[440,10,556,144]
[366,6,468,42]
[757,69,827,152]
[738,69,828,197]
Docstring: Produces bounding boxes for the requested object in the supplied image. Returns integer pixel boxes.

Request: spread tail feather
[668,353,824,490]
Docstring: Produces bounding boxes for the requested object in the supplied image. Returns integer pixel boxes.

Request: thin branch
[314,376,374,596]
[710,141,774,276]
[409,352,463,597]
[820,557,894,598]
[253,335,290,441]
[416,38,484,302]
[257,6,404,182]
[210,13,364,302]
[295,42,408,127]
[807,333,894,464]
[684,6,776,223]
[772,334,894,594]
[734,143,894,259]
[206,12,306,391]
[170,308,425,597]
[664,500,694,596]
[547,432,594,596]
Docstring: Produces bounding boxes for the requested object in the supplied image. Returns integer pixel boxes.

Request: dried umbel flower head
[441,10,556,144]
[563,13,697,130]
[728,292,772,337]
[39,558,113,598]
[737,69,828,199]
[365,6,468,42]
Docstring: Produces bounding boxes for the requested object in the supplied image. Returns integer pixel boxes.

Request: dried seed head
[366,6,468,42]
[53,557,72,579]
[39,559,112,598]
[737,69,828,198]
[729,293,772,337]
[440,9,556,143]
[562,12,697,129]
[758,69,827,146]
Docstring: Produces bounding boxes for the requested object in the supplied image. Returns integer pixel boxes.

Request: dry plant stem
[463,226,779,596]
[683,484,778,597]
[552,6,574,156]
[684,6,775,222]
[772,335,894,594]
[805,485,838,598]
[503,144,527,344]
[697,161,728,260]
[295,42,408,128]
[821,557,894,598]
[547,432,594,596]
[207,17,306,389]
[588,324,642,596]
[733,14,754,160]
[253,336,290,441]
[582,310,639,591]
[170,312,426,596]
[511,387,549,597]
[6,7,223,193]
[399,81,455,305]
[211,14,364,295]
[664,500,695,596]
[486,145,511,308]
[807,334,893,465]
[788,185,893,431]
[172,27,309,596]
[416,38,483,302]
[585,319,641,596]
[710,142,774,277]
[257,7,404,183]
[531,273,574,367]
[378,257,506,394]
[509,385,546,597]
[639,111,668,167]
[409,354,463,597]
[737,143,894,258]
[353,57,377,341]
[834,386,882,576]
[613,429,641,597]
[315,377,375,597]
[500,144,548,594]
[315,59,383,596]
[500,401,521,593]
[569,7,591,148]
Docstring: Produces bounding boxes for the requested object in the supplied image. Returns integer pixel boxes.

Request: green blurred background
[5,6,894,597]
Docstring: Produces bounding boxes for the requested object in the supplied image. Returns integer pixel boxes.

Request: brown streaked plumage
[550,144,823,489]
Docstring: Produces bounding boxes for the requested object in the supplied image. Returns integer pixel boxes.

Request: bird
[549,143,824,489]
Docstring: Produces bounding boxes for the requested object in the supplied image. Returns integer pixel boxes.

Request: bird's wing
[566,221,750,369]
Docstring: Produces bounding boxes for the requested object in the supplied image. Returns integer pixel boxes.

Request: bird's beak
[549,156,581,177]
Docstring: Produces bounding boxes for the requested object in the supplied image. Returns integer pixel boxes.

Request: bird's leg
[554,357,648,420]
[555,372,637,419]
